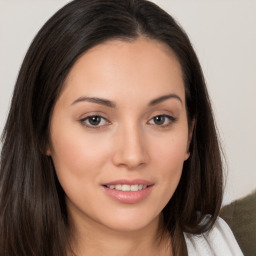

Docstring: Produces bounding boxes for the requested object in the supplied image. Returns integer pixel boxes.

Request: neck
[67,214,172,256]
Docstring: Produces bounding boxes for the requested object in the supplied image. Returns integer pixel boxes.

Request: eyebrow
[149,94,183,106]
[71,97,116,108]
[71,93,182,108]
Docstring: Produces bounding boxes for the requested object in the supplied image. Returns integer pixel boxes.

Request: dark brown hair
[0,0,223,255]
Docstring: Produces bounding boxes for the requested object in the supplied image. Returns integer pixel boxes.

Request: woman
[0,0,243,255]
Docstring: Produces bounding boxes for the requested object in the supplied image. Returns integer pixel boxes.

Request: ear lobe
[45,143,52,156]
[46,149,51,156]
[188,119,195,145]
[184,151,190,161]
[39,143,51,156]
[185,119,195,159]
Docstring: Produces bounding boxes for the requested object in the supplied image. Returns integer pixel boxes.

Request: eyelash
[147,115,177,127]
[80,115,110,128]
[79,114,177,129]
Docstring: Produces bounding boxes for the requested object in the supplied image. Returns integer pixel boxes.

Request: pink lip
[101,179,154,204]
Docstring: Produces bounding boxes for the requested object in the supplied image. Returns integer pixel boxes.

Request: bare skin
[48,36,192,256]
[68,213,172,256]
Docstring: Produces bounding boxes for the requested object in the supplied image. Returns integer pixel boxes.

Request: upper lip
[102,179,154,186]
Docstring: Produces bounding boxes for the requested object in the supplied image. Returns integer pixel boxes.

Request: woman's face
[48,37,191,232]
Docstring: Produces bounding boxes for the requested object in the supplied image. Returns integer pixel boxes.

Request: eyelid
[79,115,111,129]
[147,114,177,127]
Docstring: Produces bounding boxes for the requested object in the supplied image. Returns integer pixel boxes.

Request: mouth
[102,179,154,203]
[103,184,151,192]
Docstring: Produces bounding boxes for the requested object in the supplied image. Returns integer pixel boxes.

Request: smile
[105,184,148,191]
[102,180,154,203]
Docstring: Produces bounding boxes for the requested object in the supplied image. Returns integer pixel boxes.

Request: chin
[98,211,160,232]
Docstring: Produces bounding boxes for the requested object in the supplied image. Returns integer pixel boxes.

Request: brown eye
[148,115,176,126]
[153,116,166,125]
[88,116,102,126]
[80,115,109,128]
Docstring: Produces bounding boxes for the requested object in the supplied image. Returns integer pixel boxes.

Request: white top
[184,217,244,256]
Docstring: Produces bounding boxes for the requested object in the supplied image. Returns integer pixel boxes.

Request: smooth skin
[48,37,193,256]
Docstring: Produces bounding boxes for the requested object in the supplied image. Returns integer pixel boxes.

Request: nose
[112,123,149,169]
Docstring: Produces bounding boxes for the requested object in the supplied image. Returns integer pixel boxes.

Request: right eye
[80,115,110,128]
[147,114,177,127]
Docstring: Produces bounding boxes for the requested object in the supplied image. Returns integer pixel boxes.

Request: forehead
[59,37,185,105]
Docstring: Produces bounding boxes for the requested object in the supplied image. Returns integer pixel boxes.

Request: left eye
[148,115,176,126]
[80,115,109,128]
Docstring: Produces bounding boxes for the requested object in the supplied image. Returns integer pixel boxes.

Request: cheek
[143,132,188,215]
[150,131,188,187]
[49,122,111,179]
[153,133,188,168]
[49,126,112,211]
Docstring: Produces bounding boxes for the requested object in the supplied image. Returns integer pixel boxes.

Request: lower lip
[102,185,153,204]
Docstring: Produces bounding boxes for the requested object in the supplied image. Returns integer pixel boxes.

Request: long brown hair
[0,0,223,255]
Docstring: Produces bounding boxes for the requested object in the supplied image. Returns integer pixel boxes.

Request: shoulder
[184,217,244,256]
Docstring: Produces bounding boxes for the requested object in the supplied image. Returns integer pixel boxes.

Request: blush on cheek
[51,132,111,179]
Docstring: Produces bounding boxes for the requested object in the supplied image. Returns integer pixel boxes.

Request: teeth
[131,185,138,191]
[122,185,131,191]
[115,185,122,190]
[106,184,148,191]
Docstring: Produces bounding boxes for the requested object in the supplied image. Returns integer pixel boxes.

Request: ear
[184,119,195,160]
[45,142,52,156]
[46,148,51,156]
[39,142,52,156]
